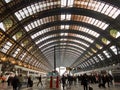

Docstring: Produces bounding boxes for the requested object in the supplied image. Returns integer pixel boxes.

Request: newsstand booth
[46,71,59,89]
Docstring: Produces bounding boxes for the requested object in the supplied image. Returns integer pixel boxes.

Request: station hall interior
[0,0,120,89]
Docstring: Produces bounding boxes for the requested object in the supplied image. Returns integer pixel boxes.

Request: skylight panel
[112,9,120,19]
[27,6,33,15]
[67,0,74,7]
[60,33,64,36]
[61,0,67,7]
[31,4,37,13]
[60,33,68,36]
[66,14,71,20]
[39,40,56,48]
[28,24,32,30]
[35,3,40,12]
[116,31,120,38]
[93,19,99,26]
[97,2,105,12]
[110,46,117,55]
[1,41,12,53]
[75,34,94,43]
[98,54,104,61]
[40,19,44,24]
[103,50,111,58]
[60,43,67,45]
[31,23,35,28]
[84,63,87,67]
[78,26,100,37]
[90,18,95,24]
[65,25,69,29]
[31,27,53,39]
[36,35,54,44]
[75,0,120,19]
[31,35,35,39]
[90,58,95,64]
[37,20,40,25]
[93,56,99,62]
[61,14,66,20]
[102,24,109,30]
[86,62,89,66]
[0,22,6,31]
[15,12,22,21]
[69,47,83,53]
[101,4,109,14]
[105,6,113,15]
[18,10,25,19]
[61,25,64,29]
[69,43,86,51]
[72,40,89,47]
[24,26,30,32]
[12,48,20,57]
[94,2,101,11]
[4,0,12,3]
[23,8,29,17]
[43,3,46,9]
[34,21,38,27]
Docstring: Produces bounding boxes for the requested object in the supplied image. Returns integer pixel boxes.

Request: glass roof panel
[110,46,117,55]
[0,22,6,31]
[24,15,109,32]
[67,0,74,7]
[35,34,55,44]
[61,14,66,20]
[98,54,104,61]
[4,0,12,3]
[61,0,67,7]
[39,39,87,52]
[42,45,83,55]
[35,33,94,45]
[75,0,120,19]
[39,40,57,49]
[69,39,89,47]
[15,0,120,21]
[103,50,111,58]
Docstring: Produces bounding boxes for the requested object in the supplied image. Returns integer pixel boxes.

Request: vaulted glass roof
[0,0,120,72]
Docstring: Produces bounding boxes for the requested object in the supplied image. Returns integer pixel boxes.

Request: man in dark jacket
[12,75,19,90]
[37,75,43,86]
[81,73,89,90]
[61,75,66,90]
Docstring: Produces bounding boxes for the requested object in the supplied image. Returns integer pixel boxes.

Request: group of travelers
[0,73,43,90]
[61,73,113,90]
[7,74,33,90]
[0,72,114,90]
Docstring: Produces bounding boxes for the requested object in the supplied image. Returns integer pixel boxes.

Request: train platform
[0,82,120,90]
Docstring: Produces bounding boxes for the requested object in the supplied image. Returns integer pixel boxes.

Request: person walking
[81,73,89,90]
[61,75,66,90]
[37,75,43,86]
[27,76,33,87]
[7,75,13,86]
[12,75,19,90]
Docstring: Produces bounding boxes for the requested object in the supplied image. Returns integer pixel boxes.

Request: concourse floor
[0,82,120,90]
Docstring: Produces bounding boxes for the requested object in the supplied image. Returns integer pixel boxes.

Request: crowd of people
[0,72,114,90]
[0,74,35,90]
[61,73,113,90]
[7,74,34,90]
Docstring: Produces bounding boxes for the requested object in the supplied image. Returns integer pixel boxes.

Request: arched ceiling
[0,0,120,72]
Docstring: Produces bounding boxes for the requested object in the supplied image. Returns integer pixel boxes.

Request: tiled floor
[0,82,120,90]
